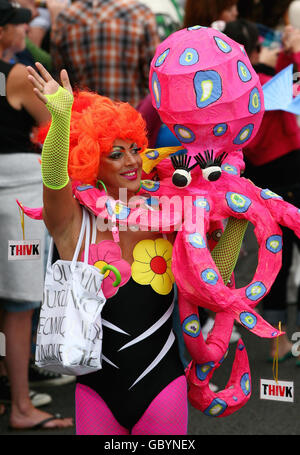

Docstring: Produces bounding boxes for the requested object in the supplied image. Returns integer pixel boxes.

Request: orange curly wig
[34,91,148,186]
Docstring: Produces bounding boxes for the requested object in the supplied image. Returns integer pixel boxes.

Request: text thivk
[260,379,294,402]
[8,240,41,261]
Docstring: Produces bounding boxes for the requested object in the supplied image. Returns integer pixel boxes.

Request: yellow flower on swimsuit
[131,238,174,295]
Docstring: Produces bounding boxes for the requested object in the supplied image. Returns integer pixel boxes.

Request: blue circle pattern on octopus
[196,362,215,381]
[246,281,267,301]
[145,150,159,160]
[213,123,228,137]
[187,25,206,30]
[221,163,238,175]
[237,60,252,82]
[140,180,160,192]
[239,311,257,329]
[214,36,232,53]
[240,45,247,55]
[188,233,206,249]
[146,196,159,209]
[266,235,283,254]
[155,48,170,67]
[151,72,161,109]
[182,314,201,338]
[248,87,261,114]
[173,125,196,144]
[233,124,254,145]
[226,192,251,213]
[193,198,210,211]
[106,200,130,220]
[201,268,219,285]
[194,70,222,108]
[204,398,228,417]
[240,373,251,396]
[260,189,283,200]
[77,184,94,192]
[179,48,199,66]
[219,353,226,365]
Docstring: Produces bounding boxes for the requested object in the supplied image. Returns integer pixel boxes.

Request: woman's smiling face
[97,138,143,199]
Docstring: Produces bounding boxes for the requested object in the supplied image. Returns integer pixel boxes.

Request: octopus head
[149,27,265,188]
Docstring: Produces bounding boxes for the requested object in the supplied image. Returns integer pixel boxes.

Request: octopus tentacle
[179,216,253,416]
[179,293,234,364]
[179,217,246,364]
[187,339,251,417]
[258,190,300,238]
[174,226,283,338]
[174,175,288,338]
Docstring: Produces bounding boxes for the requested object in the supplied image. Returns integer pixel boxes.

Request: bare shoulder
[7,63,29,89]
[7,63,50,124]
[6,64,33,104]
[8,63,48,99]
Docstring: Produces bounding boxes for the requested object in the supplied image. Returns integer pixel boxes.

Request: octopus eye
[194,150,227,182]
[170,153,198,188]
[172,169,192,187]
[202,166,222,182]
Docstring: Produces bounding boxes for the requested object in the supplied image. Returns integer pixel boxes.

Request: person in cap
[0,0,31,25]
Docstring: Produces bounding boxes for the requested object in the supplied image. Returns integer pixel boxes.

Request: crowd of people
[0,0,300,434]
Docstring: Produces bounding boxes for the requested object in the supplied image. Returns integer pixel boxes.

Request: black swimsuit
[77,277,184,430]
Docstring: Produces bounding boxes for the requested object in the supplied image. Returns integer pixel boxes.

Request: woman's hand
[27,62,73,104]
[46,0,69,27]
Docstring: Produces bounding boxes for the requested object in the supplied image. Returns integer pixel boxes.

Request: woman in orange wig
[28,62,188,435]
[35,90,148,187]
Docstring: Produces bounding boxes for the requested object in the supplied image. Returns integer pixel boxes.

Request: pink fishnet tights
[75,375,188,435]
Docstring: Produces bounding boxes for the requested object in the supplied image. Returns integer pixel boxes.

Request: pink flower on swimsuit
[82,241,131,298]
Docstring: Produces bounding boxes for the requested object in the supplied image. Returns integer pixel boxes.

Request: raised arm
[27,63,81,247]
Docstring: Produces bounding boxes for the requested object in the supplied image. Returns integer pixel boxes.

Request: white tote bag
[35,208,107,375]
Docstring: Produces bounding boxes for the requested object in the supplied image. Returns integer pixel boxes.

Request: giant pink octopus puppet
[19,27,300,418]
[141,26,300,417]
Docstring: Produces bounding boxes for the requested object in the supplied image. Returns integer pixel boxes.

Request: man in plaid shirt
[50,0,160,107]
